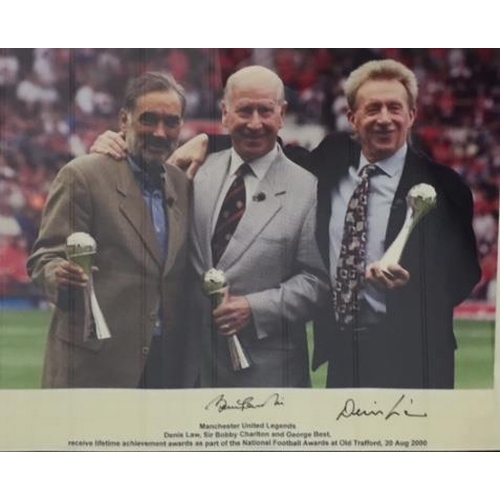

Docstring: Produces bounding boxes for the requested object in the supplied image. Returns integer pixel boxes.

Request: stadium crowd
[0,48,498,303]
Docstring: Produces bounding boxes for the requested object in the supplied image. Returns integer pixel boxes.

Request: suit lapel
[163,166,183,276]
[193,150,230,269]
[217,152,284,270]
[116,161,162,267]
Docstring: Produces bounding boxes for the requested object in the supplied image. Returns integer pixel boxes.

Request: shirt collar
[229,145,278,180]
[127,155,142,175]
[127,155,164,191]
[358,143,407,178]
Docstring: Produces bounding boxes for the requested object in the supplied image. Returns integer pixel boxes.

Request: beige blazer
[28,154,190,388]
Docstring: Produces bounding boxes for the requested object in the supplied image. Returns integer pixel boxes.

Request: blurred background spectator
[0,48,498,307]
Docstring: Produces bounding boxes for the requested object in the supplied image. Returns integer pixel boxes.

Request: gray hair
[122,71,186,115]
[344,59,418,110]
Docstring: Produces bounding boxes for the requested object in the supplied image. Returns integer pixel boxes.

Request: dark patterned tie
[334,163,378,327]
[211,163,251,266]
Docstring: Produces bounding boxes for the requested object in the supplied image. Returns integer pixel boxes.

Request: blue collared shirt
[127,156,168,336]
[329,144,407,316]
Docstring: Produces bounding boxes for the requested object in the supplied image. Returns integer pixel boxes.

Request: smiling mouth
[374,130,395,137]
[243,135,266,143]
[145,141,171,153]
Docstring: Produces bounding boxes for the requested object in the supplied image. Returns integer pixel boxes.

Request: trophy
[202,268,251,371]
[378,183,437,274]
[66,232,111,340]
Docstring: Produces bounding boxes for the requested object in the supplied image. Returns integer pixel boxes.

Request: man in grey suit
[184,66,329,387]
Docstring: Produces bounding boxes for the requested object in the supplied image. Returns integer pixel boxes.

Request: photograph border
[0,46,498,451]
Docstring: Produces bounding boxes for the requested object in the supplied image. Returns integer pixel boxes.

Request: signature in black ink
[336,394,428,421]
[204,393,284,413]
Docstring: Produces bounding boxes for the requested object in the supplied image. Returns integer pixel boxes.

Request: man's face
[120,90,183,166]
[222,84,286,162]
[348,79,416,163]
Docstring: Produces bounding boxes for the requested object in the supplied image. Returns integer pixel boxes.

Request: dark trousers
[138,335,172,389]
[326,323,454,389]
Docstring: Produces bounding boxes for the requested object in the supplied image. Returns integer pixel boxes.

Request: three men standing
[29,59,480,389]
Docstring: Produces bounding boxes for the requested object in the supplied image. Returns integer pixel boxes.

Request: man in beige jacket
[28,72,190,388]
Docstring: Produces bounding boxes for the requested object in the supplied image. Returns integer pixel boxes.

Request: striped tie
[211,163,251,266]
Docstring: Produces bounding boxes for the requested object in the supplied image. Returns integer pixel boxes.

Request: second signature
[336,394,428,421]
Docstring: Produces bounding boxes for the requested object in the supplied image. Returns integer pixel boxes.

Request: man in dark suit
[308,59,480,388]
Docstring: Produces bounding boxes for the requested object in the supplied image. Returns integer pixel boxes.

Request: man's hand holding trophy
[66,232,111,340]
[202,268,251,371]
[367,183,437,289]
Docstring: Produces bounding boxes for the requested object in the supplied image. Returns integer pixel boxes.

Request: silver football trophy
[202,268,251,371]
[66,232,111,340]
[379,183,437,273]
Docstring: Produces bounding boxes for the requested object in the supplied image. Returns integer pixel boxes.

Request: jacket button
[142,346,149,355]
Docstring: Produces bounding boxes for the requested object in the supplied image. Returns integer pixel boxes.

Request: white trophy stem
[227,335,251,370]
[208,285,251,371]
[89,277,111,340]
[379,206,414,271]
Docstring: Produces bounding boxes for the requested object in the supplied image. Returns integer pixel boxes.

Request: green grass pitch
[0,309,495,389]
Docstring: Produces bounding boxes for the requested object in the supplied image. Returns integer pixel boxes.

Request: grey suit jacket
[28,154,190,388]
[184,147,329,387]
